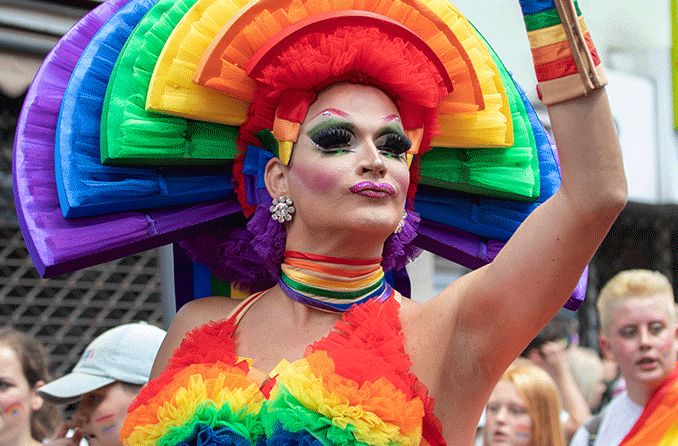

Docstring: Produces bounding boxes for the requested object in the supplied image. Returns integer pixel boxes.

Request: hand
[528,340,568,379]
[43,421,84,446]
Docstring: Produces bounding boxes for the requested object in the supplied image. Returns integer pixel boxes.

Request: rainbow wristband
[519,0,607,105]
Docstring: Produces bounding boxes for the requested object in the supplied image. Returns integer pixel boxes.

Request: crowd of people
[475,269,677,446]
[0,323,165,446]
[1,268,674,446]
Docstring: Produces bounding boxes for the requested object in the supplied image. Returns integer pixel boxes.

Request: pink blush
[291,161,341,193]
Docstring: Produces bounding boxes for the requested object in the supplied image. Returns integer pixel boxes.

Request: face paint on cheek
[3,402,23,417]
[513,422,532,443]
[101,423,117,434]
[93,414,118,435]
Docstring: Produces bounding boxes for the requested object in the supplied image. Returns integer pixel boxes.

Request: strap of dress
[226,290,268,326]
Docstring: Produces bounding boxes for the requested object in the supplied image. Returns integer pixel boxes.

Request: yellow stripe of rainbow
[527,16,588,48]
[146,0,251,125]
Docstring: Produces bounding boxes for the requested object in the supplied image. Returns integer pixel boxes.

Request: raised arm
[420,0,628,388]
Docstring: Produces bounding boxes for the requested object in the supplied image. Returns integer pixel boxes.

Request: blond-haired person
[565,346,606,412]
[571,270,677,445]
[483,359,565,446]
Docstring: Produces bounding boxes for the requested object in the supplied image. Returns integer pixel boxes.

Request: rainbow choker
[278,250,394,313]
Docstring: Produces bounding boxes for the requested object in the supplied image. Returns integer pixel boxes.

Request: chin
[348,213,400,237]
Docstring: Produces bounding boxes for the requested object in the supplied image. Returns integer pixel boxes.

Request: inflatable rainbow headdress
[13,0,586,309]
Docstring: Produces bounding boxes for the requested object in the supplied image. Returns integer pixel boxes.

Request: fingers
[52,423,70,439]
[539,340,567,359]
[537,341,569,377]
[44,422,84,446]
[70,427,85,445]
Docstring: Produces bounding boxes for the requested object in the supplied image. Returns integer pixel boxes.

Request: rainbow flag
[620,364,678,446]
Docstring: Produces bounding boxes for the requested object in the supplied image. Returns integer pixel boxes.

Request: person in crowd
[483,359,565,446]
[597,352,626,410]
[0,326,61,446]
[39,323,165,446]
[565,346,607,413]
[522,314,592,440]
[570,269,677,445]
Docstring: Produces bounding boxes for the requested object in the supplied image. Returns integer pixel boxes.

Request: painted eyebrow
[305,111,406,142]
[309,108,351,120]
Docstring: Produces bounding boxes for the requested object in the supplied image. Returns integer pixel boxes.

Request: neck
[278,250,393,312]
[626,385,653,407]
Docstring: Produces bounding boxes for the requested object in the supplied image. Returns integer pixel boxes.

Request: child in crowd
[0,327,61,446]
[571,269,677,445]
[39,322,165,446]
[483,359,565,446]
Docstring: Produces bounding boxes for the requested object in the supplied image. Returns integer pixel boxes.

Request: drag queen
[13,0,626,444]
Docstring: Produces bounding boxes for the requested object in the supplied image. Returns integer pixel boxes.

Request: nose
[638,326,652,349]
[494,407,509,424]
[356,141,386,177]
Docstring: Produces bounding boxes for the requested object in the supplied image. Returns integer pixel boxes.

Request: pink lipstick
[349,181,395,198]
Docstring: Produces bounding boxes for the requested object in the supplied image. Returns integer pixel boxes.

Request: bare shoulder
[178,296,241,324]
[150,296,241,378]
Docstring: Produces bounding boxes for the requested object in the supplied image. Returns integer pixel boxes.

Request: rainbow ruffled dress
[121,294,445,445]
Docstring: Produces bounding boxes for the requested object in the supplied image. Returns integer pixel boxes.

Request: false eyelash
[379,133,411,155]
[310,127,353,150]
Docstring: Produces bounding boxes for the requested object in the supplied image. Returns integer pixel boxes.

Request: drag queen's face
[282,84,411,241]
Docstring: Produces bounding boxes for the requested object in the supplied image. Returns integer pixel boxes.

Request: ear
[264,156,289,199]
[30,380,45,411]
[599,335,613,361]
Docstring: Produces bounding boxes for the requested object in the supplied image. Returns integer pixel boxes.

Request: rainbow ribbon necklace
[278,250,394,313]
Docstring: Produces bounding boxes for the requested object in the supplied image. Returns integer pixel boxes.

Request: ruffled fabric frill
[122,297,446,445]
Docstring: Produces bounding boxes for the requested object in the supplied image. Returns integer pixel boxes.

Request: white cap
[39,322,166,404]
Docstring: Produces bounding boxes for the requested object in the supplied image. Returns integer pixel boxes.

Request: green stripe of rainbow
[523,1,582,32]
